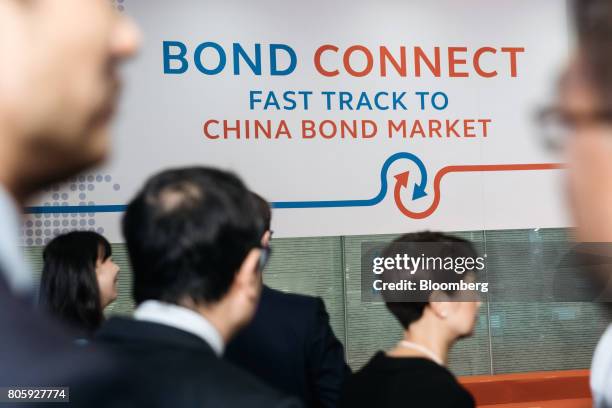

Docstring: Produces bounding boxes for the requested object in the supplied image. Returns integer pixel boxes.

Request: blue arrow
[398,153,428,200]
[24,152,428,214]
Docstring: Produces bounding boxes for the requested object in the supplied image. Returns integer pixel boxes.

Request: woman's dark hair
[382,231,480,329]
[39,231,112,336]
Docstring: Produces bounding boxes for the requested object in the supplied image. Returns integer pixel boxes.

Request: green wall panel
[21,227,610,375]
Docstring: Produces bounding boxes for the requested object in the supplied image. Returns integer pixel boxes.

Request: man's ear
[261,230,272,247]
[232,248,262,299]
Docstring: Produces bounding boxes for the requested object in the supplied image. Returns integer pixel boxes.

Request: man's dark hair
[574,0,612,106]
[122,167,264,305]
[40,231,112,336]
[251,192,271,232]
[382,231,479,329]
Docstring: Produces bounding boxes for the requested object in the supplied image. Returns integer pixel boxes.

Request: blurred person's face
[538,57,606,151]
[96,253,120,309]
[557,58,603,132]
[558,57,612,241]
[0,0,139,200]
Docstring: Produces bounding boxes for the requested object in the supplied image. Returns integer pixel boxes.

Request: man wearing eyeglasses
[536,0,612,243]
[96,167,301,408]
[226,192,351,408]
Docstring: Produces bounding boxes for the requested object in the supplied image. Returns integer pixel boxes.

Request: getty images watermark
[362,241,487,303]
[372,251,488,293]
[361,241,612,302]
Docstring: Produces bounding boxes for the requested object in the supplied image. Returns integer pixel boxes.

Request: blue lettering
[249,91,263,110]
[392,92,407,110]
[264,92,281,110]
[194,42,226,75]
[374,92,389,110]
[163,41,188,74]
[356,92,373,110]
[233,43,262,75]
[283,91,297,110]
[322,91,335,110]
[432,91,449,110]
[339,92,354,110]
[299,91,313,110]
[270,44,297,76]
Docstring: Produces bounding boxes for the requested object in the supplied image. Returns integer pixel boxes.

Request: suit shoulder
[192,359,302,407]
[263,286,321,311]
[259,287,330,337]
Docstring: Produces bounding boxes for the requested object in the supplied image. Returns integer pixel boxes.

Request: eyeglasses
[257,245,272,272]
[536,106,612,152]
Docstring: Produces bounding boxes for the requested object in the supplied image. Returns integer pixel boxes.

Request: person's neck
[180,298,235,344]
[389,317,454,365]
[197,307,234,344]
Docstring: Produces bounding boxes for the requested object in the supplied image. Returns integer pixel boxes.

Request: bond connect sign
[25,0,571,241]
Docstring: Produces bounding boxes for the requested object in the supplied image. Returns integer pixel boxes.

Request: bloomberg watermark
[361,241,612,302]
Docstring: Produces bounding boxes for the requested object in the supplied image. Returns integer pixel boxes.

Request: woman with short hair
[340,232,480,408]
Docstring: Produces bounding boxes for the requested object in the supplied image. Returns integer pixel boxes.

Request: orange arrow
[394,171,410,188]
[394,163,565,219]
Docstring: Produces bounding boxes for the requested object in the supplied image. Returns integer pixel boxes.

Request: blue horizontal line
[24,152,420,214]
[25,205,127,214]
[272,198,379,209]
[25,200,376,213]
[26,200,377,213]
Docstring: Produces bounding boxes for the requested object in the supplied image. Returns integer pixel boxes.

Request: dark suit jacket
[0,274,152,407]
[96,316,302,408]
[225,286,351,408]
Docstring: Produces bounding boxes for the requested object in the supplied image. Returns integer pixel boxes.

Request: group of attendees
[1,0,612,407]
[37,173,479,407]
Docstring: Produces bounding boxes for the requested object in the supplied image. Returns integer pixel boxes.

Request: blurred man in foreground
[0,0,139,402]
[0,0,138,293]
[563,0,612,243]
[552,1,612,406]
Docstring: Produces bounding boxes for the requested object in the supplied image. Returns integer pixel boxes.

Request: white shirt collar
[591,324,612,407]
[133,300,225,356]
[0,185,32,293]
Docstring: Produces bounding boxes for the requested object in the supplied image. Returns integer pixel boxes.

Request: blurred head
[123,168,266,339]
[551,1,612,242]
[556,57,600,131]
[251,192,272,246]
[382,232,481,341]
[573,0,612,105]
[40,231,119,336]
[538,1,612,152]
[0,0,140,202]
